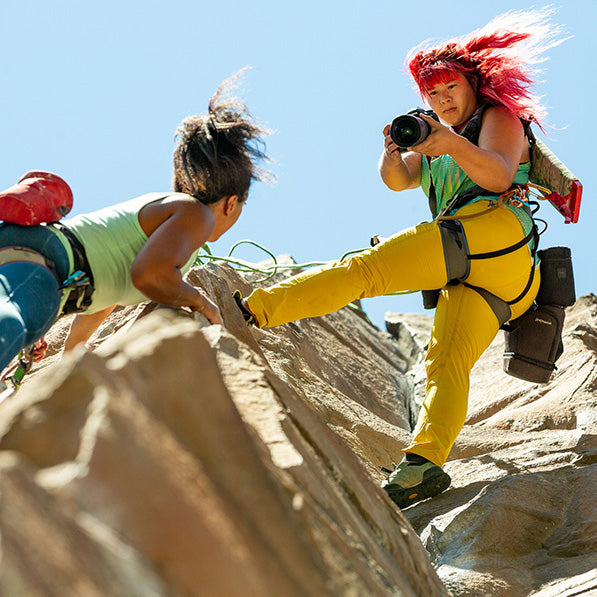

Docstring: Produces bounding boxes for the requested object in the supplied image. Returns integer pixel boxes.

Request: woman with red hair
[236,9,563,508]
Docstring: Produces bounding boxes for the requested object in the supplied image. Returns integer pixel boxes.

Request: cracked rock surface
[0,263,444,597]
[390,294,597,597]
[1,262,595,597]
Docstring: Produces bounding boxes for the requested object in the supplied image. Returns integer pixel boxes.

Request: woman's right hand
[379,124,422,192]
[191,290,223,325]
[382,124,403,162]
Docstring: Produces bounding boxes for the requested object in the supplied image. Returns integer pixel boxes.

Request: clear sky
[1,1,593,327]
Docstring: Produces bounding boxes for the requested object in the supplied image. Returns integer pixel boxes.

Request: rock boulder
[1,262,595,597]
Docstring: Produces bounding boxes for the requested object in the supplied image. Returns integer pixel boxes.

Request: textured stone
[2,261,596,597]
[390,294,597,596]
[0,263,446,597]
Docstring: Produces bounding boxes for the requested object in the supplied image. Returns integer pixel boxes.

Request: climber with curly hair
[0,70,271,375]
[234,9,565,508]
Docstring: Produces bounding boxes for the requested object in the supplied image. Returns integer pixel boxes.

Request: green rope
[196,239,417,296]
[195,239,332,283]
[228,239,277,263]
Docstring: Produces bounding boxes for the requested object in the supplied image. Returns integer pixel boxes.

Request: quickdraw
[498,184,532,210]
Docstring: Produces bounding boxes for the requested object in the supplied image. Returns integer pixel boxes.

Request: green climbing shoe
[381,458,451,509]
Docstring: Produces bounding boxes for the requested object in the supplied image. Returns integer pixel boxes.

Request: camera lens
[390,115,430,148]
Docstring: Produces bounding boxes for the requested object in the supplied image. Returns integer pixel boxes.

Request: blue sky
[1,1,593,327]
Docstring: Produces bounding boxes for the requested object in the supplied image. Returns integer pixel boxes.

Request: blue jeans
[0,224,71,371]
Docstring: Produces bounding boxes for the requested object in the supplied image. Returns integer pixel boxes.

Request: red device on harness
[0,171,73,225]
[529,139,582,224]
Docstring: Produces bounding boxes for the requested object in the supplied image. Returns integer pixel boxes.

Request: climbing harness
[0,172,95,398]
[60,270,94,313]
[0,231,95,317]
[420,152,541,326]
[51,222,95,314]
[418,103,580,382]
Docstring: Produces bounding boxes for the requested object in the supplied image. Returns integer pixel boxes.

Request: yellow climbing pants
[246,201,540,465]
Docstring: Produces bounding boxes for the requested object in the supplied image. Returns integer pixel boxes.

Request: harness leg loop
[425,218,523,327]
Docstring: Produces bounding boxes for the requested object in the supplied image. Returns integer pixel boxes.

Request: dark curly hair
[173,69,273,204]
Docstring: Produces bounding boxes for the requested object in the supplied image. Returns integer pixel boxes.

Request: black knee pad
[438,219,469,282]
[438,219,513,325]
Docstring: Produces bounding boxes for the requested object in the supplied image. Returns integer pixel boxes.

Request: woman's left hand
[408,113,458,157]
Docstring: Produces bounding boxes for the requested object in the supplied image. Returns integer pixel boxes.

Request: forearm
[379,151,420,191]
[63,305,115,352]
[132,268,221,323]
[134,268,201,307]
[446,133,516,193]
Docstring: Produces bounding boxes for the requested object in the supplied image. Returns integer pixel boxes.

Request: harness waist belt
[51,222,95,313]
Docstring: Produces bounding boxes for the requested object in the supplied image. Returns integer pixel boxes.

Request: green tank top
[65,192,200,313]
[420,155,534,235]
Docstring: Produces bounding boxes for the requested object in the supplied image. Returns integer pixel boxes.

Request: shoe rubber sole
[385,468,451,509]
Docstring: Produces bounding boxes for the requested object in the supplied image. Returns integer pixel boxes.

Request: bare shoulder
[479,106,526,157]
[481,106,524,136]
[138,193,213,237]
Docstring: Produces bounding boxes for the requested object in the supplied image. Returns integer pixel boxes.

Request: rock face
[389,296,597,597]
[0,263,444,597]
[0,262,595,597]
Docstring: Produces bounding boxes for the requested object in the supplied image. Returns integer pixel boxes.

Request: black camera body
[390,108,440,150]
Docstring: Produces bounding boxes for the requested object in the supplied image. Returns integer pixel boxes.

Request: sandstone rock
[0,263,446,597]
[2,260,596,597]
[388,295,597,597]
[385,312,432,428]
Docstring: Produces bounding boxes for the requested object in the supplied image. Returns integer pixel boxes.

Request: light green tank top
[65,192,200,313]
[421,155,534,236]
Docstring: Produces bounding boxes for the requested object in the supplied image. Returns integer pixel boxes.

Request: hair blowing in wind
[407,7,568,127]
[173,69,273,204]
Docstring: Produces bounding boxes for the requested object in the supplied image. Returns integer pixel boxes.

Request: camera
[389,108,440,150]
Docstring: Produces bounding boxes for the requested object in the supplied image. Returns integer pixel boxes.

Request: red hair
[407,9,566,127]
